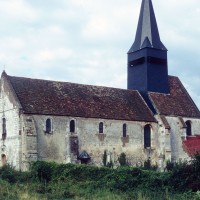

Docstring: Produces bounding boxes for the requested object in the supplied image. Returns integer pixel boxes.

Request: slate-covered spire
[128,0,167,53]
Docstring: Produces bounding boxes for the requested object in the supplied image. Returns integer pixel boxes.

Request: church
[1,0,200,171]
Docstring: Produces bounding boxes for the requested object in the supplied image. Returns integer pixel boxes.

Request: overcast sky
[0,0,200,108]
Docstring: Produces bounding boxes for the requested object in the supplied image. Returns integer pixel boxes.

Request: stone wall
[0,75,22,169]
[165,116,200,162]
[27,114,158,167]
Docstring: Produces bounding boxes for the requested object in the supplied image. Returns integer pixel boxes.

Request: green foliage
[30,161,57,182]
[143,158,158,171]
[169,153,200,192]
[2,157,200,199]
[0,164,17,183]
[0,164,31,184]
[110,167,142,192]
[118,152,128,166]
[166,159,174,171]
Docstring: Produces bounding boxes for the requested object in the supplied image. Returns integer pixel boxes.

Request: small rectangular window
[144,125,151,148]
[45,118,52,133]
[99,122,103,134]
[2,118,7,140]
[123,124,127,137]
[70,120,75,133]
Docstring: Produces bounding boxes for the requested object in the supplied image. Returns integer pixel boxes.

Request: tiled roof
[149,76,200,118]
[3,72,156,122]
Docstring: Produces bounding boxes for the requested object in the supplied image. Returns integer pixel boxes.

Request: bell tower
[128,0,169,94]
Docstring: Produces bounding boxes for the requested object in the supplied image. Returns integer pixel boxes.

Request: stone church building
[1,0,200,171]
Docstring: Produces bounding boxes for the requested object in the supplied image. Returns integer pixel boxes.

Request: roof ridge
[175,76,200,114]
[8,74,128,91]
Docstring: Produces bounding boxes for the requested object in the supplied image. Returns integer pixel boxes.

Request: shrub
[0,164,31,184]
[118,153,128,166]
[0,164,17,183]
[165,160,174,171]
[30,161,57,182]
[143,158,158,171]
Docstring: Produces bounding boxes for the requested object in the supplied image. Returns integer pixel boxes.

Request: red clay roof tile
[6,73,156,122]
[149,76,200,118]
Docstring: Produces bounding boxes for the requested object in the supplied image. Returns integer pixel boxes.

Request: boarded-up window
[186,121,192,136]
[99,122,103,133]
[2,118,6,140]
[70,137,79,155]
[70,120,75,133]
[144,124,151,148]
[123,124,127,137]
[46,118,52,133]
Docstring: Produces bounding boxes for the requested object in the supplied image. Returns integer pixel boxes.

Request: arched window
[123,124,127,137]
[144,124,151,148]
[70,120,75,133]
[2,118,6,140]
[99,122,103,134]
[46,118,52,133]
[185,120,192,136]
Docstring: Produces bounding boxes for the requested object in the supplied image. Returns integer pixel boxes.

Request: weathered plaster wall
[0,77,22,169]
[78,118,158,166]
[154,115,171,169]
[183,117,200,136]
[164,116,200,162]
[29,114,158,167]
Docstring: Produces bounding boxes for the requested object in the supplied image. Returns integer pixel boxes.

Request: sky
[0,0,200,108]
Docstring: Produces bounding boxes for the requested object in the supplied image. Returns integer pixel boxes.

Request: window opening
[123,124,127,137]
[144,124,151,148]
[99,122,103,134]
[185,121,192,136]
[2,118,6,140]
[70,120,75,133]
[46,118,52,133]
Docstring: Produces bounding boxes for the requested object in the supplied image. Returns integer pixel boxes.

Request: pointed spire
[128,0,167,53]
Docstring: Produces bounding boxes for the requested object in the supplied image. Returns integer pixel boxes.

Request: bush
[143,158,158,171]
[2,160,200,198]
[166,160,174,171]
[118,153,128,166]
[30,161,57,182]
[0,164,31,184]
[0,164,17,183]
[111,167,142,192]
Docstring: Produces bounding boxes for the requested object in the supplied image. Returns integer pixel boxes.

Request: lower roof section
[149,76,200,118]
